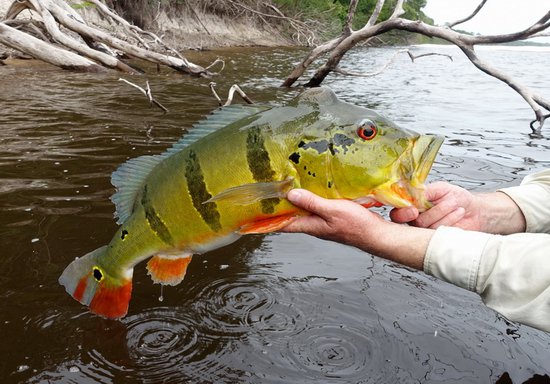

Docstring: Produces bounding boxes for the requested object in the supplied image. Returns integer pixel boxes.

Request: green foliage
[70,1,96,10]
[273,0,432,39]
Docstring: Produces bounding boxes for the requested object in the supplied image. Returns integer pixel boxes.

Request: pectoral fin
[204,179,294,205]
[147,254,193,286]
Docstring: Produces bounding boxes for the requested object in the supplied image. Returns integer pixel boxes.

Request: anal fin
[147,254,193,286]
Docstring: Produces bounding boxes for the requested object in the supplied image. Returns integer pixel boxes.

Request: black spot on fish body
[328,142,336,156]
[298,141,306,148]
[185,150,222,232]
[141,185,176,245]
[332,133,355,154]
[328,181,332,188]
[289,152,300,164]
[302,139,330,154]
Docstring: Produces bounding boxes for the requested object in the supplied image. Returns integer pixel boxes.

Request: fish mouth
[411,134,444,185]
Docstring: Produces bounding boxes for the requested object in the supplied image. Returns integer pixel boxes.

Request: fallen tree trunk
[0,21,106,71]
[0,0,212,76]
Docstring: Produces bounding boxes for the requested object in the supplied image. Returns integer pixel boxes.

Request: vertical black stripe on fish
[141,185,175,246]
[185,149,222,232]
[246,127,279,214]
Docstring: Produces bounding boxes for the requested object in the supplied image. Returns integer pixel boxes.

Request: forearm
[474,191,526,234]
[350,221,434,270]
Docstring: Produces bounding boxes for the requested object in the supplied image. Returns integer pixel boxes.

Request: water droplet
[17,365,29,373]
[220,264,229,270]
[31,238,39,243]
[69,366,80,373]
[158,285,164,302]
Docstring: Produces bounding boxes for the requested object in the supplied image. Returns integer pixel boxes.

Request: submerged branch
[209,83,254,106]
[119,78,169,113]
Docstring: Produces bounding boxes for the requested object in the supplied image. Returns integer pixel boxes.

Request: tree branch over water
[282,0,550,134]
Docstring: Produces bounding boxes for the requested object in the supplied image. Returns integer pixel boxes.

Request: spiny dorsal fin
[162,104,271,157]
[111,104,270,224]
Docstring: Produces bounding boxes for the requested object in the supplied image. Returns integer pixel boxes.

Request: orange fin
[89,281,133,319]
[147,254,193,286]
[239,214,297,234]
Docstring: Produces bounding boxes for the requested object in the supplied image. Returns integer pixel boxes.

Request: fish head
[289,88,443,210]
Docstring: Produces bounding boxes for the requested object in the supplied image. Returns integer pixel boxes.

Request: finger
[287,189,335,220]
[278,215,329,235]
[428,207,466,229]
[424,181,453,202]
[390,206,419,223]
[411,197,459,228]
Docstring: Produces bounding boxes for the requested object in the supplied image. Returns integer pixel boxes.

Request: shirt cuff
[499,184,550,233]
[424,226,493,291]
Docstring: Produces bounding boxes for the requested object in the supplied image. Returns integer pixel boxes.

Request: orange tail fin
[59,246,133,319]
[147,254,193,286]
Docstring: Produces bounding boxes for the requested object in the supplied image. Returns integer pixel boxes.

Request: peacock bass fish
[59,88,444,319]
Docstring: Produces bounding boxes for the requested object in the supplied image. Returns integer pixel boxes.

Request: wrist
[476,192,526,234]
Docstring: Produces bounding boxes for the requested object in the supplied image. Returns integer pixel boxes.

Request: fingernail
[287,189,302,203]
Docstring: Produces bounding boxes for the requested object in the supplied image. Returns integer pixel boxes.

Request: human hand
[281,189,432,270]
[390,182,482,231]
[281,189,386,247]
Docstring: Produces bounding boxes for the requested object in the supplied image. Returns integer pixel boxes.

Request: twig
[226,84,254,106]
[334,49,452,77]
[209,82,223,106]
[446,0,488,29]
[204,58,225,73]
[406,51,453,62]
[209,83,254,106]
[118,78,168,113]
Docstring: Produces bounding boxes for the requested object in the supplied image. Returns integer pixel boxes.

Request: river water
[1,45,550,383]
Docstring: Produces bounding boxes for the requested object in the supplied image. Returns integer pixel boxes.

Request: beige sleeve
[424,169,550,332]
[499,169,550,233]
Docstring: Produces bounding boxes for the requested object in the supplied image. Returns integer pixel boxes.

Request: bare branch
[390,0,405,19]
[204,58,225,73]
[209,83,254,106]
[334,48,452,77]
[209,82,223,106]
[344,0,359,33]
[118,78,169,113]
[225,84,254,106]
[446,0,488,29]
[367,0,385,27]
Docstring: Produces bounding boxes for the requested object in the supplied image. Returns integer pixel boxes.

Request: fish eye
[356,120,377,140]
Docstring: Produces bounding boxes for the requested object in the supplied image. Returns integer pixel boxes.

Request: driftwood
[0,0,213,76]
[282,0,550,134]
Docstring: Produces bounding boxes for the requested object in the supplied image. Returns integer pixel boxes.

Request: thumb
[287,189,333,219]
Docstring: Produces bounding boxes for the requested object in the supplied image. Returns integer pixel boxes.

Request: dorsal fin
[110,104,270,224]
[111,155,162,224]
[162,104,270,157]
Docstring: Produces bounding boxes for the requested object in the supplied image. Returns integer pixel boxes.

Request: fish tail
[58,246,133,319]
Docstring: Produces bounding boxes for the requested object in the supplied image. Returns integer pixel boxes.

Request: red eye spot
[357,123,377,140]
